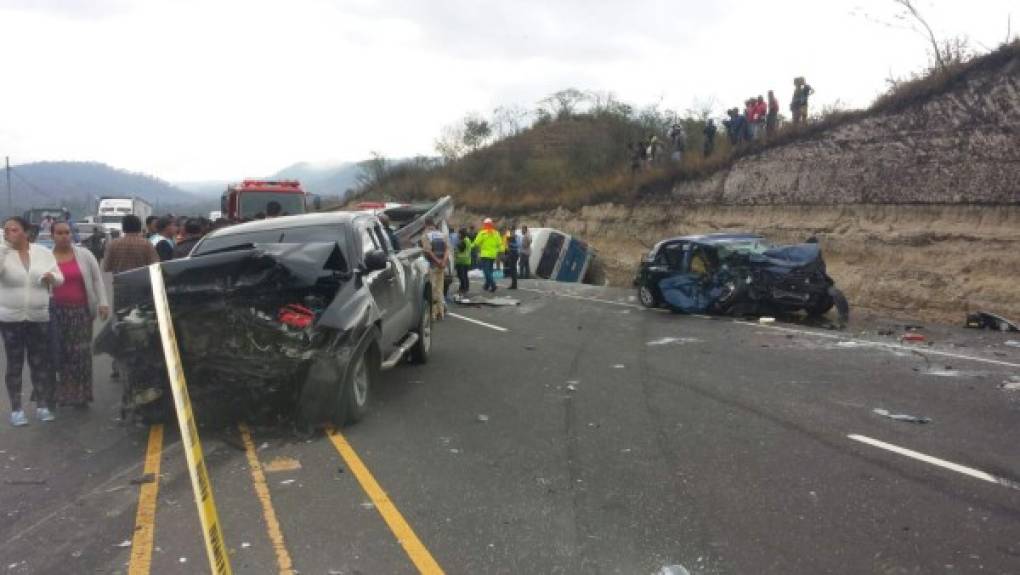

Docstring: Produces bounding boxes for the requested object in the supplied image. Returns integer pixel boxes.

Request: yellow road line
[128,424,164,575]
[327,428,444,575]
[239,423,295,575]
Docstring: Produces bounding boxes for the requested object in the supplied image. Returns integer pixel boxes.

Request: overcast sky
[0,0,1014,181]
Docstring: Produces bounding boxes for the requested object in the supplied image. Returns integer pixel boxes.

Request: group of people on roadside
[1,216,108,426]
[416,217,533,321]
[1,209,223,427]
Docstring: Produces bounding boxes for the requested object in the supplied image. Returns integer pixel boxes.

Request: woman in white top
[0,217,64,426]
[51,221,109,408]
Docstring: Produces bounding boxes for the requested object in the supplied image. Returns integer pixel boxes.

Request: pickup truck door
[371,223,413,338]
[357,224,399,353]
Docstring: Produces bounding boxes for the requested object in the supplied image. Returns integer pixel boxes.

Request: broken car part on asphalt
[965,311,1019,332]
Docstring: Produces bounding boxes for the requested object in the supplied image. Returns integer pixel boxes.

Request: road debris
[657,565,691,575]
[613,364,625,369]
[647,337,701,346]
[901,332,926,343]
[241,542,251,549]
[129,473,156,485]
[1001,376,1020,391]
[965,311,1019,332]
[759,317,776,325]
[451,293,520,307]
[3,479,47,486]
[279,479,296,485]
[476,414,490,422]
[263,456,302,473]
[114,540,132,548]
[873,408,932,424]
[1005,340,1020,348]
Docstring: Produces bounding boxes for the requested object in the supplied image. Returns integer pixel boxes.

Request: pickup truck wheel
[336,345,374,426]
[410,295,431,364]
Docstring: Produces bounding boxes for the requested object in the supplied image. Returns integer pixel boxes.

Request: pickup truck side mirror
[362,249,389,272]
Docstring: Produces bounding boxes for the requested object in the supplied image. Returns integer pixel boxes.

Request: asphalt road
[1,279,1019,574]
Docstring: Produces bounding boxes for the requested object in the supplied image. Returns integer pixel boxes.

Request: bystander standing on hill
[668,122,687,163]
[767,90,780,137]
[791,77,814,125]
[703,120,717,156]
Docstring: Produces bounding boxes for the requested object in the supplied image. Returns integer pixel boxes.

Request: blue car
[633,233,849,322]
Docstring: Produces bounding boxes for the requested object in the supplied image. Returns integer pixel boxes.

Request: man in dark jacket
[151,216,177,262]
[173,219,204,259]
[703,119,717,157]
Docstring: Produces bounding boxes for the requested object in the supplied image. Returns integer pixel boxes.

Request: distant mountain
[3,161,207,217]
[268,161,363,200]
[176,160,365,202]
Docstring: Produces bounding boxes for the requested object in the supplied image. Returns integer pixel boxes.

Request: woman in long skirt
[50,221,109,407]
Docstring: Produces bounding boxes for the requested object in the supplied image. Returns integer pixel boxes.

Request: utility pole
[5,156,11,217]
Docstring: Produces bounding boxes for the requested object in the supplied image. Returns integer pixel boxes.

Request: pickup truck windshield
[192,224,350,271]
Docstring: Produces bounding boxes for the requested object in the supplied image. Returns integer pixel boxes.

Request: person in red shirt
[50,221,109,407]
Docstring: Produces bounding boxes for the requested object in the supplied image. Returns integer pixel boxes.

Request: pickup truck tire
[335,341,378,426]
[409,293,432,364]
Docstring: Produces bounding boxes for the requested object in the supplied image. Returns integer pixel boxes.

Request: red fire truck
[221,180,308,221]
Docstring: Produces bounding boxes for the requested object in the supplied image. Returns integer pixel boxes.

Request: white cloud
[0,0,1015,181]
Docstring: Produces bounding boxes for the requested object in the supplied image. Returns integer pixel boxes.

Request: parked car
[634,233,848,322]
[96,212,434,426]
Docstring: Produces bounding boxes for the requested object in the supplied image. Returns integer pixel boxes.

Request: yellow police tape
[149,264,233,575]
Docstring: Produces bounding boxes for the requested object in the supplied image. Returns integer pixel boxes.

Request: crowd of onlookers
[0,208,234,427]
[630,76,815,172]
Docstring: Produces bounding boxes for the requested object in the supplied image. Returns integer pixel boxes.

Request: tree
[491,105,531,140]
[434,124,467,162]
[355,151,388,189]
[462,115,492,151]
[537,88,589,119]
[588,90,632,118]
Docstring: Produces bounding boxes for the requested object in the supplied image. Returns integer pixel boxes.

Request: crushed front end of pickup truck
[95,243,369,424]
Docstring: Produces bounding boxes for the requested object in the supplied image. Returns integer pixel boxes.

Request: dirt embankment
[519,203,1020,324]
